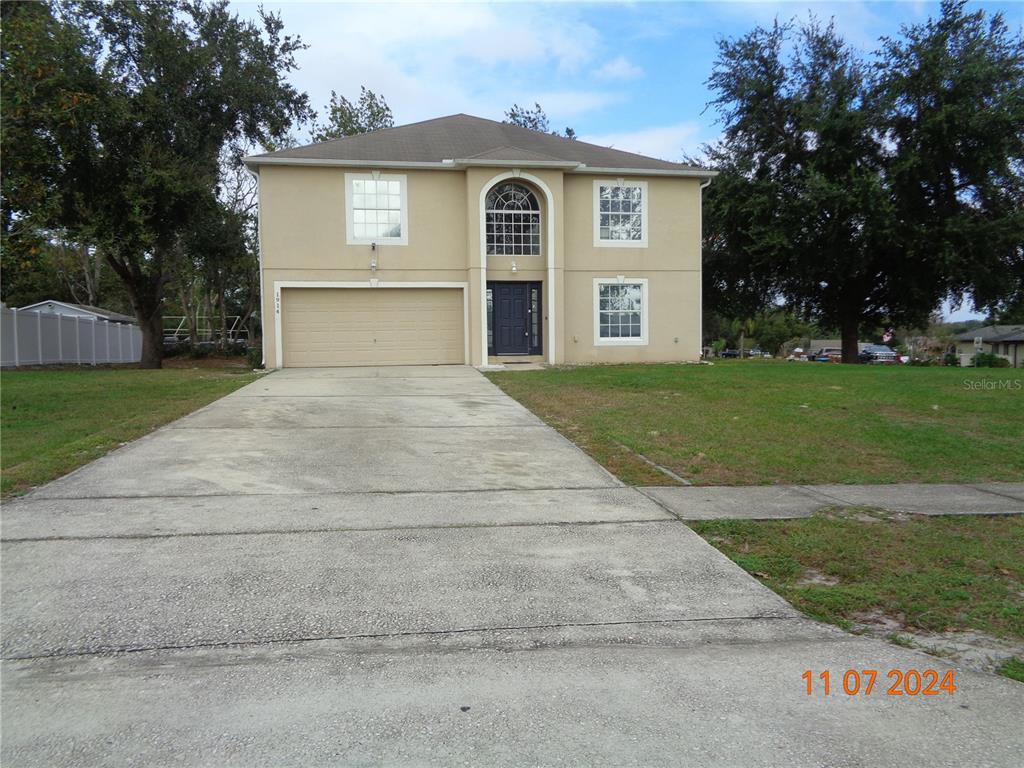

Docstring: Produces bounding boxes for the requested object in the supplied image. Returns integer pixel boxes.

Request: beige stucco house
[244,114,714,368]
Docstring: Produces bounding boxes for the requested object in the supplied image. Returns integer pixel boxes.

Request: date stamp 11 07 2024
[803,669,956,696]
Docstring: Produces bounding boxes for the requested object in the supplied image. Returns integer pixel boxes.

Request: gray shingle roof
[953,325,1024,342]
[246,114,712,175]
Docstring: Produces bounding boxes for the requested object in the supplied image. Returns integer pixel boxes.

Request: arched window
[485,183,541,256]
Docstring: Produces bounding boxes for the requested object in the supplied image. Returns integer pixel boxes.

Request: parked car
[812,347,842,363]
[720,349,741,358]
[746,348,763,358]
[859,344,897,364]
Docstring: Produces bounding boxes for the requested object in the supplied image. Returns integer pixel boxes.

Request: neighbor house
[243,114,714,368]
[17,300,136,325]
[953,325,1024,368]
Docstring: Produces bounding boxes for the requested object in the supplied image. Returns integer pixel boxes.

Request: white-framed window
[485,182,542,256]
[594,277,648,346]
[593,180,647,247]
[345,172,408,246]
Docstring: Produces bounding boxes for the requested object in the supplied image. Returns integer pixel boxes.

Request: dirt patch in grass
[487,362,1024,486]
[688,512,1024,674]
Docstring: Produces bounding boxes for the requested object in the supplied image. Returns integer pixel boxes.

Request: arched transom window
[485,183,541,256]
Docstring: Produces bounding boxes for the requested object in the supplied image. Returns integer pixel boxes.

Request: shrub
[246,345,264,369]
[943,352,959,367]
[972,352,1010,368]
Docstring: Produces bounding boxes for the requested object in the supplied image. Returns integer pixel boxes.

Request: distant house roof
[245,113,715,178]
[953,325,1024,343]
[18,300,136,325]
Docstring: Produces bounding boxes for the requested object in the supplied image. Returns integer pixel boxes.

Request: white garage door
[281,288,465,367]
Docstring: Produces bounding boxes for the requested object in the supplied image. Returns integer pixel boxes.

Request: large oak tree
[703,1,1023,362]
[1,1,311,367]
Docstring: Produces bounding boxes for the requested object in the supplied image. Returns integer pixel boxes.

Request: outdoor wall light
[511,261,518,273]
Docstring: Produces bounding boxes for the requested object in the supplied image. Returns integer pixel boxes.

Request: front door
[489,282,541,356]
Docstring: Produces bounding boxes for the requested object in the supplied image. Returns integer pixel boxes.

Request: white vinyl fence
[0,306,142,367]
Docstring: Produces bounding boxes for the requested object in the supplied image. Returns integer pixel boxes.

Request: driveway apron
[2,366,1021,767]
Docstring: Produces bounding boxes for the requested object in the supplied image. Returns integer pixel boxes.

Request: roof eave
[573,165,717,179]
[243,154,718,178]
[243,156,457,170]
[448,158,581,170]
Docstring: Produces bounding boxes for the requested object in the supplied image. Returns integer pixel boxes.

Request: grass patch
[687,514,1024,640]
[486,361,1024,485]
[1,366,259,496]
[996,657,1024,683]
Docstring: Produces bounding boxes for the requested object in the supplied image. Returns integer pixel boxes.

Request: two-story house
[244,114,714,368]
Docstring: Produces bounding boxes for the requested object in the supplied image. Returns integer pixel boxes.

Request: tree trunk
[203,291,216,343]
[81,244,101,307]
[103,247,167,369]
[840,314,860,364]
[137,309,164,369]
[178,285,199,346]
[219,290,228,353]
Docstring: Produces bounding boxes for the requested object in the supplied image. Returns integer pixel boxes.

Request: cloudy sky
[233,0,1021,158]
[231,0,1020,319]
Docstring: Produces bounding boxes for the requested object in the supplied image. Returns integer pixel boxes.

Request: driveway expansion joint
[16,485,625,502]
[635,487,688,522]
[0,517,677,544]
[1,614,801,663]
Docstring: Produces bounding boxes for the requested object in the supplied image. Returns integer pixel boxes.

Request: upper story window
[346,172,408,246]
[486,183,541,256]
[593,180,648,248]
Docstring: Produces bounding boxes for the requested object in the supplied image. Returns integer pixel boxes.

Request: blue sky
[232,1,1021,319]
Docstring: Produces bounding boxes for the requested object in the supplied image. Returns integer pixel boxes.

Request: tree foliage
[703,1,1023,362]
[504,102,576,139]
[877,1,1024,320]
[311,86,393,142]
[1,0,311,367]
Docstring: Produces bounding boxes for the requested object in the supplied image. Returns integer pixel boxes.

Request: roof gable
[246,114,713,176]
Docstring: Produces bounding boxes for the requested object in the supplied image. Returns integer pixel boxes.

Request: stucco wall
[258,163,703,368]
[956,341,1023,368]
[561,175,702,363]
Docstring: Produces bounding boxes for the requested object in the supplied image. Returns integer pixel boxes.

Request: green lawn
[688,513,1024,679]
[486,361,1024,486]
[689,513,1023,639]
[1,366,259,496]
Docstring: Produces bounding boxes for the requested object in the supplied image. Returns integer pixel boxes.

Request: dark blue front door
[488,282,542,356]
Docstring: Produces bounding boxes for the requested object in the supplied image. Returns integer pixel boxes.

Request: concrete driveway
[2,366,1021,766]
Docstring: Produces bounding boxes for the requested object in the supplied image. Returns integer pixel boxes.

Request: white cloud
[594,55,644,81]
[532,90,624,119]
[581,122,704,162]
[241,1,609,134]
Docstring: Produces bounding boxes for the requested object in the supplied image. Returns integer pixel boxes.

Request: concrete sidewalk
[641,482,1024,520]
